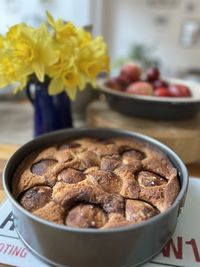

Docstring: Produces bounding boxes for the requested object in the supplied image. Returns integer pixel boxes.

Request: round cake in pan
[12,136,180,229]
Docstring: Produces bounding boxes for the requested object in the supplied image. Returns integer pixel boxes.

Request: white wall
[1,0,200,75]
[0,0,92,33]
[93,0,200,75]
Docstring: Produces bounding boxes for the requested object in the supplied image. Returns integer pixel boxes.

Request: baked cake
[12,136,180,229]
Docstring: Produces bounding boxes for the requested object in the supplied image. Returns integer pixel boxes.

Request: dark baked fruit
[126,200,159,223]
[138,171,167,187]
[19,186,52,212]
[31,159,57,175]
[58,168,86,184]
[66,204,108,228]
[13,136,180,229]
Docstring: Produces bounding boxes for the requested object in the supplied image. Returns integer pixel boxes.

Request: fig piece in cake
[66,204,108,228]
[126,199,159,223]
[19,186,52,212]
[31,159,57,176]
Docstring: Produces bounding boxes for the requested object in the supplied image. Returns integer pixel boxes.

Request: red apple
[154,87,171,97]
[126,82,153,96]
[105,77,123,91]
[120,63,141,83]
[168,84,192,97]
[146,67,160,82]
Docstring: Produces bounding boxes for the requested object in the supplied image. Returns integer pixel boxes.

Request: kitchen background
[0,0,200,143]
[1,0,200,79]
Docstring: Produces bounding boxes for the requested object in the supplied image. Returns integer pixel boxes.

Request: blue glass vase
[26,78,73,137]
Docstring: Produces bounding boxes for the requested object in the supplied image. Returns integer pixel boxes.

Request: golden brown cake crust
[12,136,180,229]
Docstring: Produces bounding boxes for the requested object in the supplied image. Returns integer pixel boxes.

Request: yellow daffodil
[47,11,77,43]
[47,39,79,98]
[0,12,110,99]
[6,23,58,82]
[77,36,109,83]
[0,57,16,87]
[49,67,81,100]
[0,55,27,90]
[0,36,4,49]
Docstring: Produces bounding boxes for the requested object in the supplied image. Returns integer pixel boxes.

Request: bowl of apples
[98,63,200,120]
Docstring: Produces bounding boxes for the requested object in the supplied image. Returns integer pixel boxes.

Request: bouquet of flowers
[0,12,109,99]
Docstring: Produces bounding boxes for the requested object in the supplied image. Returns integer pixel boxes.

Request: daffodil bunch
[0,12,109,99]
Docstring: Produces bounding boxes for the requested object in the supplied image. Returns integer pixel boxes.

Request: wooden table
[0,144,20,267]
[0,143,199,267]
[87,100,200,164]
[0,144,19,204]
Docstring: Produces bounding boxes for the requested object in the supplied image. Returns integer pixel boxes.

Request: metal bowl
[3,128,188,267]
[98,78,200,120]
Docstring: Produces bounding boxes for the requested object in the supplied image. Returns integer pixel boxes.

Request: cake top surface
[12,136,180,229]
